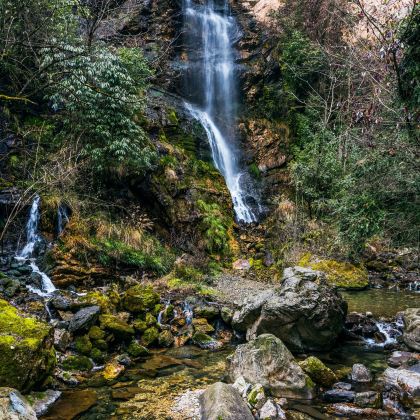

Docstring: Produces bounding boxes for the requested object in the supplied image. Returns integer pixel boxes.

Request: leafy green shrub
[44,44,155,174]
[197,200,230,254]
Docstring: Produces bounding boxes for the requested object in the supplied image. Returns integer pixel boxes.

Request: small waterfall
[16,195,56,295]
[364,319,403,348]
[57,204,69,235]
[183,301,193,325]
[182,0,260,223]
[408,281,420,292]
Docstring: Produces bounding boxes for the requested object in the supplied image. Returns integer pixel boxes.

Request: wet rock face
[232,267,347,352]
[199,382,254,420]
[402,308,420,352]
[227,334,315,399]
[0,299,56,392]
[382,366,420,397]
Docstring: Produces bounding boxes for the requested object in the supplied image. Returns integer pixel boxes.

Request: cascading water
[182,0,261,223]
[16,195,56,295]
[57,204,69,235]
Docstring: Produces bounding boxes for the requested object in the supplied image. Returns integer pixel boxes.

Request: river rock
[299,356,337,387]
[232,267,347,352]
[122,284,160,313]
[68,305,100,333]
[247,383,266,409]
[402,308,420,352]
[259,399,286,420]
[388,351,420,368]
[226,334,315,399]
[29,389,61,416]
[0,299,56,392]
[199,382,254,420]
[53,328,71,352]
[351,363,372,382]
[381,366,420,396]
[323,389,355,403]
[327,403,389,418]
[0,387,37,420]
[354,391,382,408]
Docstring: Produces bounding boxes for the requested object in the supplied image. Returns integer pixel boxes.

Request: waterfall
[182,0,260,223]
[16,195,56,295]
[57,204,69,235]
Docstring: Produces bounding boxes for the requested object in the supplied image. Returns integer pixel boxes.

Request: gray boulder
[351,364,372,383]
[232,267,347,352]
[68,306,100,333]
[402,308,420,352]
[199,382,254,420]
[226,334,315,399]
[0,387,37,420]
[381,366,420,397]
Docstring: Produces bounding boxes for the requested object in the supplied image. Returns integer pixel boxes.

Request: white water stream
[16,195,56,295]
[183,0,260,222]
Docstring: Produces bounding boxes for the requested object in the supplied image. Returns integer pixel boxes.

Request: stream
[41,288,420,419]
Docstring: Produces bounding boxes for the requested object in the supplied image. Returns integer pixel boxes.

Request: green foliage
[95,238,174,275]
[197,200,230,254]
[248,163,261,180]
[280,30,325,102]
[44,44,155,173]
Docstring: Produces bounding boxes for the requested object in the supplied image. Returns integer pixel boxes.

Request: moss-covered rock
[62,355,93,372]
[192,332,217,349]
[90,348,105,364]
[74,335,93,355]
[127,341,149,357]
[99,315,135,339]
[0,299,56,392]
[132,318,148,333]
[145,312,157,327]
[192,318,215,334]
[158,330,175,347]
[122,285,160,313]
[299,356,337,387]
[88,326,105,341]
[141,327,159,347]
[299,256,368,290]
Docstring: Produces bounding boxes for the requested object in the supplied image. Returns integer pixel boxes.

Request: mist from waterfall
[182,0,261,223]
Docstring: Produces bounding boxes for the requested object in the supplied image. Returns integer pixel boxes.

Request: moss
[99,315,135,339]
[62,355,93,372]
[192,332,216,348]
[249,163,261,180]
[127,341,149,357]
[299,255,369,290]
[167,108,179,126]
[133,319,148,333]
[94,339,108,351]
[141,327,159,347]
[299,356,337,387]
[75,335,93,355]
[89,326,105,341]
[0,299,56,392]
[90,348,105,363]
[80,292,116,314]
[145,312,157,326]
[158,330,174,347]
[122,285,160,313]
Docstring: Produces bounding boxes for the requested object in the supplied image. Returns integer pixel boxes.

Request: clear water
[183,0,260,223]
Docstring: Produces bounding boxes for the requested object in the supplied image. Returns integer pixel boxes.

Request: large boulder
[381,366,420,397]
[122,285,160,313]
[226,334,315,399]
[68,305,100,333]
[199,382,254,420]
[402,308,420,352]
[232,267,347,352]
[0,300,56,392]
[0,387,37,420]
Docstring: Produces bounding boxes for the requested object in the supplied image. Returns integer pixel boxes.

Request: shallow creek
[41,289,420,419]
